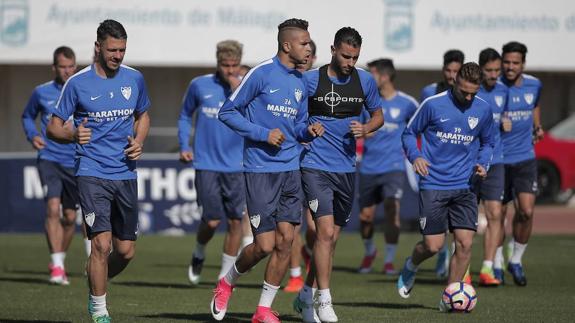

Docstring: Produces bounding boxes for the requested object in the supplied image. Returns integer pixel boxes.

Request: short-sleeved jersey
[53,65,151,180]
[477,81,508,165]
[300,67,381,173]
[500,74,542,164]
[21,80,75,168]
[420,83,438,102]
[360,91,418,174]
[178,74,243,172]
[402,90,494,190]
[218,56,311,173]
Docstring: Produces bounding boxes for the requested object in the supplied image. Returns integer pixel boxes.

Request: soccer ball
[441,281,477,313]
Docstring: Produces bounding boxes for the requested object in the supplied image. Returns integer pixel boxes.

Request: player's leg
[357,173,380,273]
[241,210,254,250]
[447,189,478,284]
[302,207,315,272]
[59,166,81,281]
[217,172,245,280]
[284,223,304,292]
[381,171,405,275]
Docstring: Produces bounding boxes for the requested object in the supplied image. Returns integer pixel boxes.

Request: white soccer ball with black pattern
[441,281,477,313]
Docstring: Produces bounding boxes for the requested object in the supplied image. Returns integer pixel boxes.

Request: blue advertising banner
[0,154,420,234]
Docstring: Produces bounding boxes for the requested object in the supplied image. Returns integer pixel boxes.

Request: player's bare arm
[46,116,77,144]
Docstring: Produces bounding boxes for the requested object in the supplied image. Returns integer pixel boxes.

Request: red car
[535,114,575,202]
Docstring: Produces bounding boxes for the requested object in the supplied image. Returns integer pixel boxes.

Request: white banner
[1,0,574,70]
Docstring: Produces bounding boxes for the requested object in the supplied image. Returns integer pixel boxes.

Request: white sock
[242,235,253,249]
[363,239,376,256]
[224,263,243,285]
[290,266,302,278]
[51,252,65,268]
[405,257,418,272]
[507,238,515,254]
[193,243,206,260]
[218,253,237,280]
[494,247,504,269]
[84,238,92,257]
[449,241,455,256]
[482,260,493,270]
[318,289,332,304]
[299,284,314,303]
[89,294,108,316]
[384,244,397,264]
[511,242,527,265]
[258,281,280,308]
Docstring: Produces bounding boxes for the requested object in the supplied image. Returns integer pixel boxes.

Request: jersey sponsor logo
[266,104,298,119]
[468,116,479,129]
[308,198,319,213]
[506,110,532,121]
[250,214,261,229]
[85,212,95,227]
[87,108,134,122]
[315,91,364,108]
[201,106,220,118]
[524,93,534,105]
[419,217,426,230]
[294,88,303,103]
[90,95,101,101]
[436,130,474,145]
[494,95,504,107]
[390,107,401,119]
[121,86,132,100]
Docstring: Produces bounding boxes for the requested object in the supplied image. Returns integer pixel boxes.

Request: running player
[47,20,151,323]
[357,58,418,275]
[211,18,323,322]
[294,27,384,322]
[179,40,246,285]
[284,39,318,294]
[420,49,465,278]
[397,63,494,310]
[21,46,78,285]
[500,41,543,287]
[475,48,512,286]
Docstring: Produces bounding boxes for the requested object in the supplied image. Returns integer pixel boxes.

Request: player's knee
[115,244,136,261]
[516,207,534,221]
[206,220,221,231]
[316,227,335,244]
[455,240,473,255]
[424,241,444,254]
[92,238,112,256]
[359,211,374,222]
[254,238,274,256]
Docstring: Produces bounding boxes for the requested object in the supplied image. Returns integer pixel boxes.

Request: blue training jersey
[360,91,418,174]
[300,68,381,173]
[402,90,494,190]
[21,80,75,168]
[420,83,437,102]
[477,81,508,165]
[218,56,311,173]
[178,74,243,172]
[53,64,151,180]
[500,74,542,164]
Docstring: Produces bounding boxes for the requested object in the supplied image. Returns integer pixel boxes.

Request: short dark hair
[443,49,465,67]
[478,48,501,67]
[53,46,75,66]
[502,41,528,62]
[310,39,317,57]
[334,27,362,48]
[367,58,396,81]
[457,62,483,85]
[277,18,309,32]
[97,19,127,42]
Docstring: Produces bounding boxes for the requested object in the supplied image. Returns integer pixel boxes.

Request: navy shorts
[503,159,538,203]
[359,171,405,208]
[245,171,302,235]
[301,168,355,227]
[37,159,79,210]
[474,163,505,202]
[195,170,245,221]
[418,189,478,235]
[77,176,139,240]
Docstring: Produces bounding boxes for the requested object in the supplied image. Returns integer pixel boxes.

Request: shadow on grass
[367,277,446,286]
[2,268,83,278]
[0,276,52,285]
[112,280,262,290]
[335,301,435,311]
[0,320,71,323]
[140,312,300,322]
[152,263,220,270]
[332,265,359,274]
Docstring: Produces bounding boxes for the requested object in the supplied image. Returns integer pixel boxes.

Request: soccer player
[179,40,246,285]
[284,39,318,294]
[475,48,512,286]
[21,46,78,285]
[500,41,543,286]
[357,58,418,275]
[397,63,493,309]
[419,49,465,278]
[294,27,384,322]
[212,18,323,322]
[47,20,151,323]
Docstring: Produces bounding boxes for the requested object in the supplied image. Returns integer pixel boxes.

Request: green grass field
[1,233,574,322]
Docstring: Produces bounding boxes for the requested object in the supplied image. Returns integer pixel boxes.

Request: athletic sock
[193,243,206,260]
[290,266,302,278]
[51,252,65,269]
[223,263,244,285]
[84,238,92,257]
[481,260,494,273]
[510,242,527,265]
[89,294,108,317]
[494,247,504,269]
[384,244,397,264]
[318,289,332,304]
[363,239,376,256]
[405,257,418,272]
[218,253,237,280]
[258,281,280,307]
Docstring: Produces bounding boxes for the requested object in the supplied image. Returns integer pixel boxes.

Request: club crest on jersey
[390,107,401,119]
[85,212,95,227]
[494,95,504,107]
[121,86,132,100]
[524,93,534,104]
[250,214,261,229]
[468,116,479,129]
[295,88,303,103]
[419,217,426,230]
